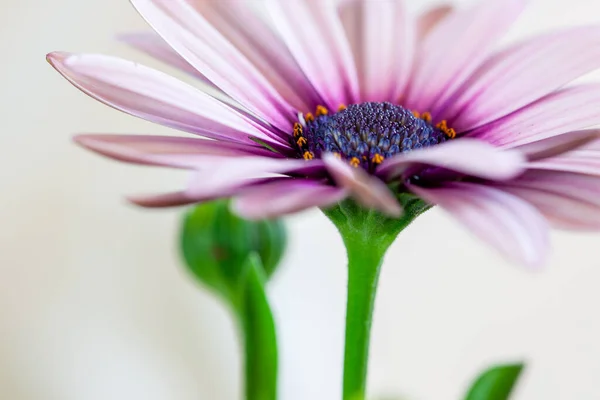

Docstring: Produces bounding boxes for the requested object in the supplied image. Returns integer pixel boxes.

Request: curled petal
[514,130,600,161]
[323,154,402,217]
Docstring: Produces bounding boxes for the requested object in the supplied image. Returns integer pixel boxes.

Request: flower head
[49,0,600,266]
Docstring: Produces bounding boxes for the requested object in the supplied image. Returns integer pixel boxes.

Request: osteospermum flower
[49,0,600,266]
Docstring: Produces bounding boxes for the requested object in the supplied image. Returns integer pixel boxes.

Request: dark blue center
[294,102,450,169]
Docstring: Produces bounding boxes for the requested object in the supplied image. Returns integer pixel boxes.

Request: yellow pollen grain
[338,104,347,112]
[445,128,457,139]
[412,111,421,119]
[372,154,385,164]
[350,157,361,168]
[303,151,314,160]
[316,105,329,117]
[421,112,432,123]
[436,120,448,130]
[305,112,315,123]
[297,137,308,147]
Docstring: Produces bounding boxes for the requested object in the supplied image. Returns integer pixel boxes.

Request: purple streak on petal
[74,134,281,169]
[528,145,600,176]
[265,0,359,109]
[47,52,289,150]
[323,154,402,217]
[117,31,214,84]
[409,182,549,268]
[513,130,600,161]
[232,179,348,220]
[416,4,454,43]
[446,26,600,131]
[184,0,322,112]
[405,0,525,115]
[339,0,415,102]
[377,139,525,181]
[130,0,298,132]
[468,84,600,146]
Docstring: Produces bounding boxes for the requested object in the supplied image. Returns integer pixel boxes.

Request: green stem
[237,255,278,400]
[342,235,386,400]
[323,197,430,400]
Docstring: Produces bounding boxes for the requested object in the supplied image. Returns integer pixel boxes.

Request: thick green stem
[343,236,386,400]
[323,197,430,400]
[236,255,278,400]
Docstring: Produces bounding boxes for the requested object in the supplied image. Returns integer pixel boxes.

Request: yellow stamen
[297,137,308,147]
[421,112,432,123]
[316,105,329,117]
[350,157,361,168]
[305,112,315,123]
[293,122,303,138]
[303,151,314,160]
[436,120,448,130]
[445,128,457,139]
[372,154,385,165]
[338,104,347,112]
[435,120,457,139]
[412,111,421,119]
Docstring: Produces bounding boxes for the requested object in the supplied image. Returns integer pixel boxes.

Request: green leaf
[239,253,278,400]
[464,364,525,400]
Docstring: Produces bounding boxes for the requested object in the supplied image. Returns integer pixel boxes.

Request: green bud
[180,200,287,302]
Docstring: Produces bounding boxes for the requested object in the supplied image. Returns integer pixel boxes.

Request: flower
[48,0,600,266]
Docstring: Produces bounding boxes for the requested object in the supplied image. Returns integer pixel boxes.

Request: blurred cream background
[2,0,600,399]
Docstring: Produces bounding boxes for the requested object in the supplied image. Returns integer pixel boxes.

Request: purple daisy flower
[49,0,600,267]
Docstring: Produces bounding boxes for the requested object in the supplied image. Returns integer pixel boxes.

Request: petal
[266,0,359,109]
[117,31,210,83]
[339,0,415,102]
[377,139,525,181]
[529,152,600,176]
[514,130,600,161]
[468,84,600,146]
[47,52,285,147]
[74,134,281,168]
[416,4,453,43]
[323,154,402,216]
[405,0,526,114]
[447,26,600,131]
[232,179,347,219]
[410,182,549,268]
[130,0,297,131]
[128,191,198,207]
[185,0,321,112]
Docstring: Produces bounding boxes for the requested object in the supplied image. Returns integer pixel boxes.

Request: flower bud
[180,200,287,300]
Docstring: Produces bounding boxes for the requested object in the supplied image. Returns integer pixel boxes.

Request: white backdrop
[2,0,600,399]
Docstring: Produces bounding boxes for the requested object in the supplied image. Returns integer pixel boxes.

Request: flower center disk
[293,102,455,170]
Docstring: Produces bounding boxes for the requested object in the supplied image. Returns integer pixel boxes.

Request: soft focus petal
[130,0,297,131]
[117,31,211,82]
[185,157,327,198]
[266,0,359,109]
[499,172,600,230]
[405,0,525,114]
[468,85,600,146]
[514,130,600,161]
[323,154,402,216]
[447,26,600,131]
[128,191,198,207]
[410,182,549,268]
[232,179,347,219]
[529,151,600,176]
[74,134,280,168]
[339,0,414,102]
[416,4,453,43]
[47,52,284,147]
[377,139,525,181]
